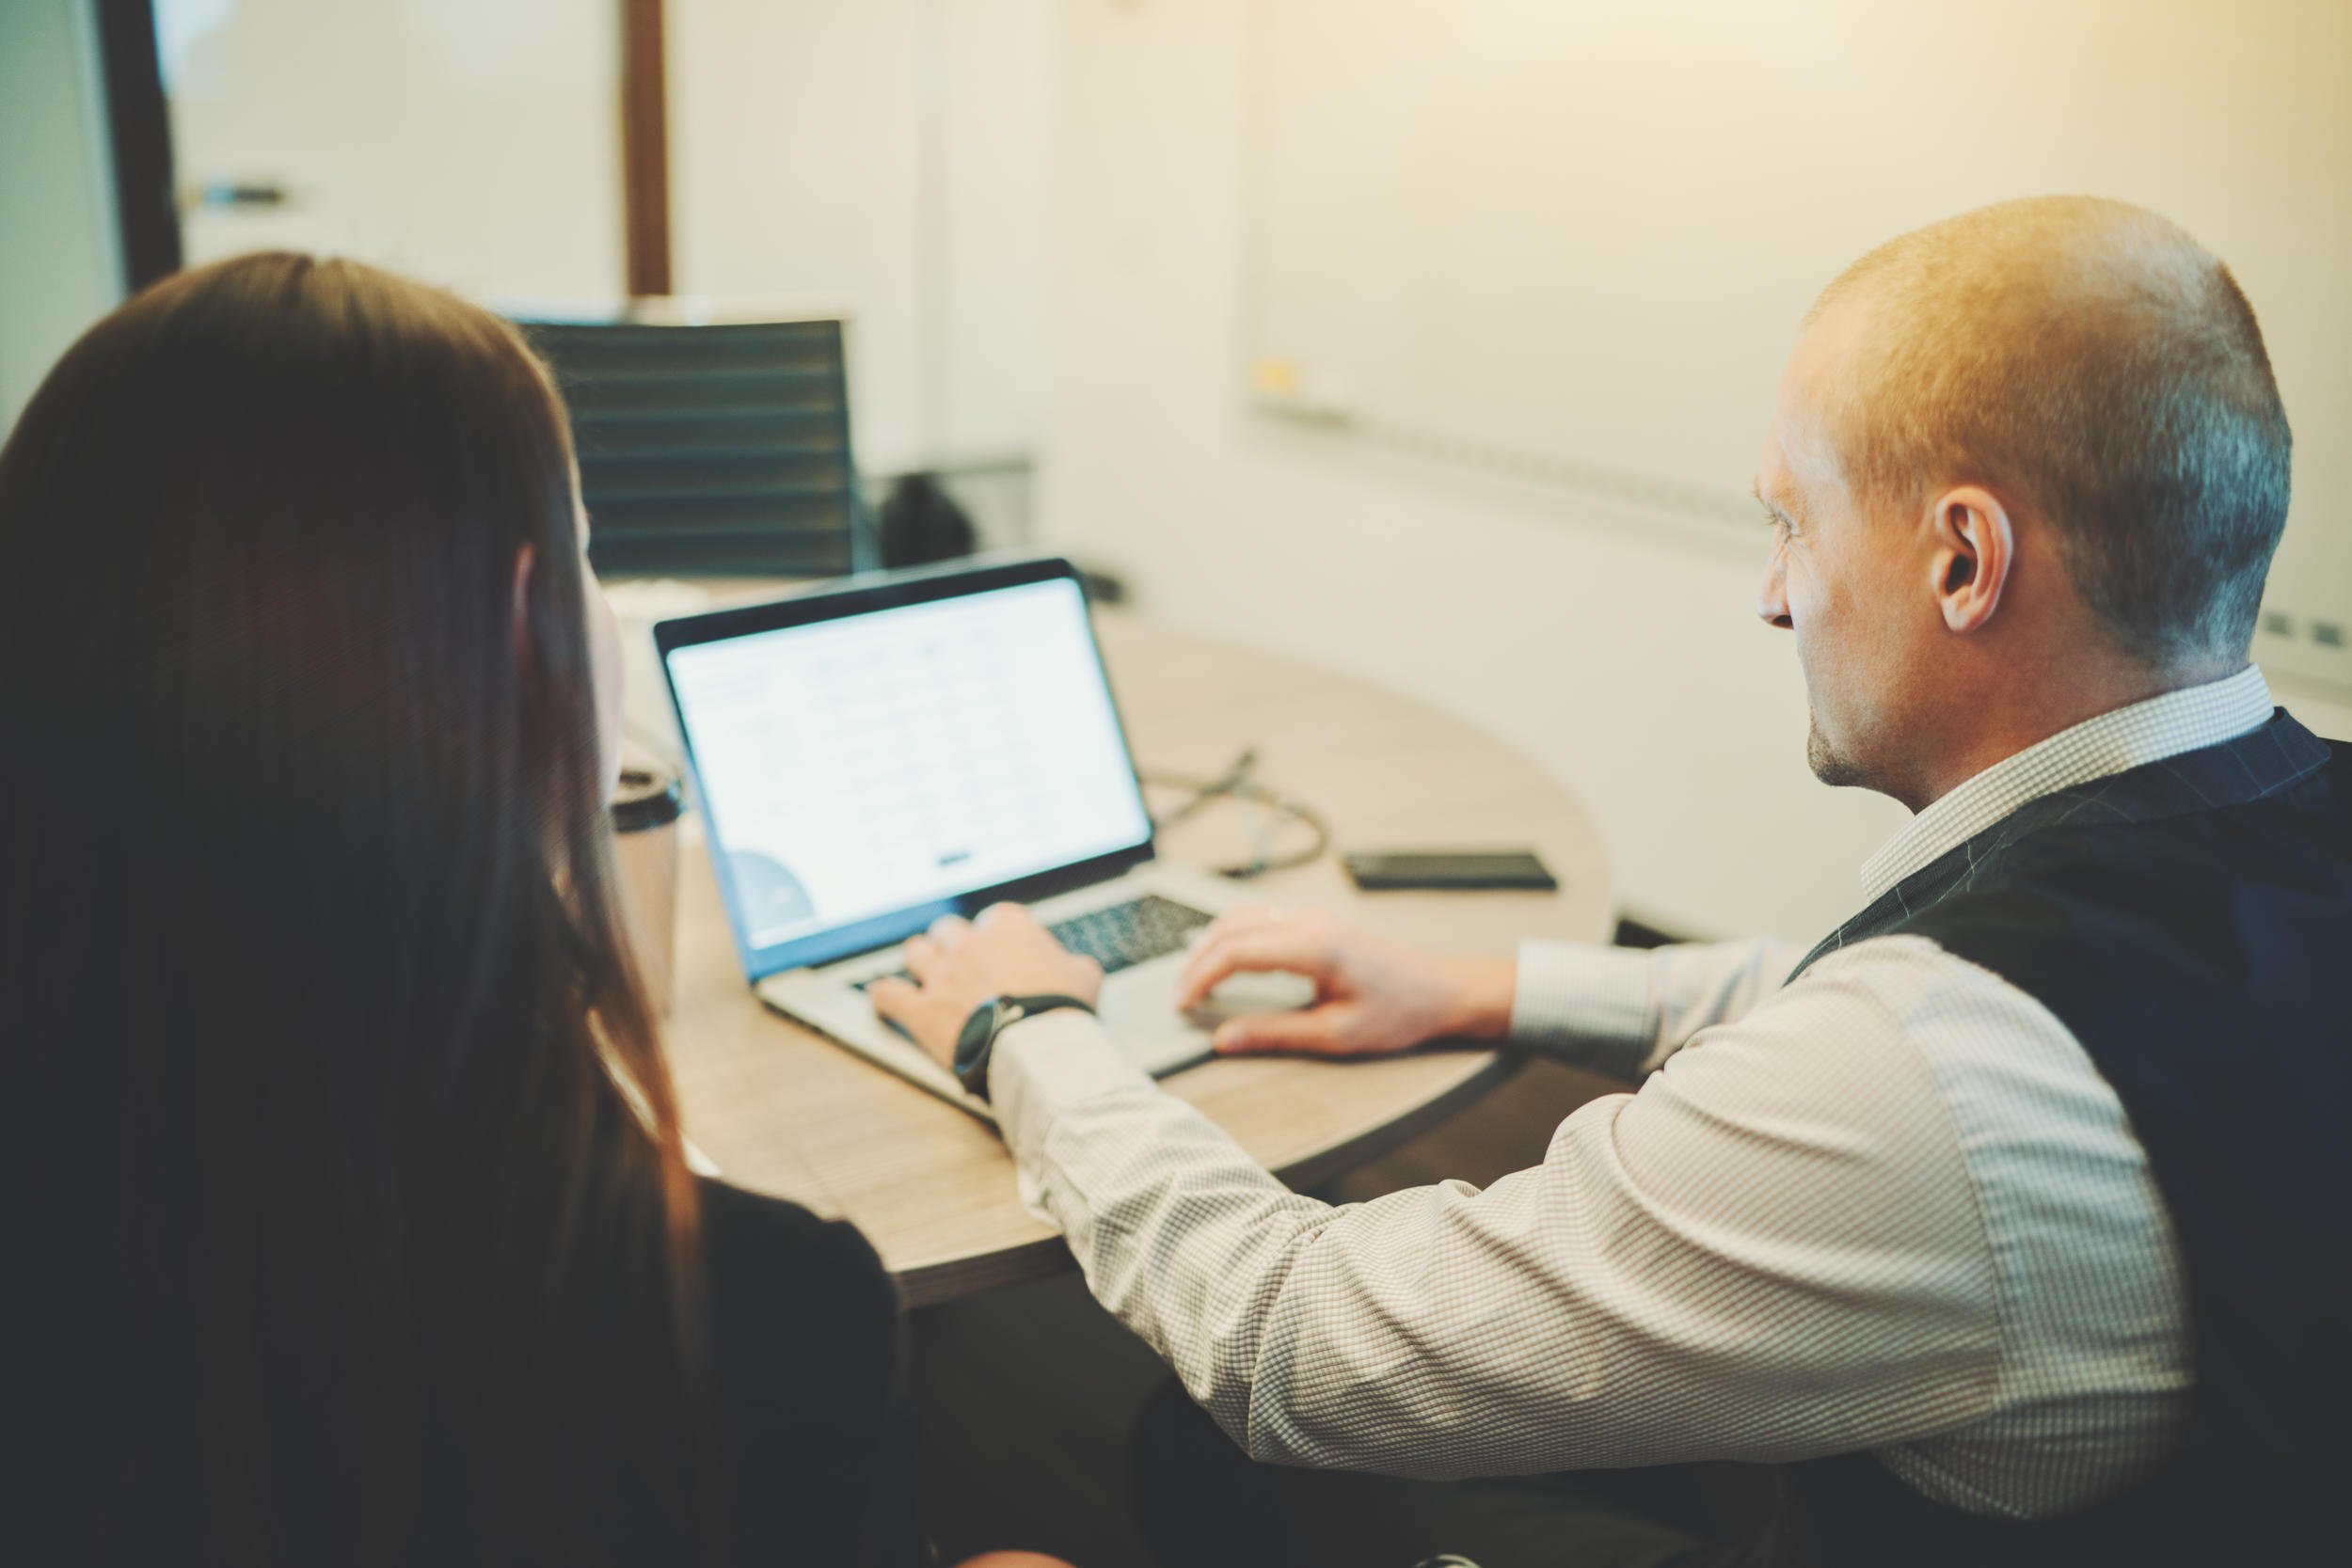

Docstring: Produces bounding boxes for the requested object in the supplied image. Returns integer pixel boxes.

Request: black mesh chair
[517,315,871,578]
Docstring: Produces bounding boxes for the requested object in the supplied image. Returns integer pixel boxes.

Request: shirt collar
[1858,664,2276,902]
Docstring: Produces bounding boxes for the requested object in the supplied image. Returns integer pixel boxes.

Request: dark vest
[1770,711,2352,1565]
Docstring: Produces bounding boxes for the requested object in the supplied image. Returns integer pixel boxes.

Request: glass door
[155,0,627,306]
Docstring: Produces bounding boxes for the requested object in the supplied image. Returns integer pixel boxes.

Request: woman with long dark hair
[1,252,947,1566]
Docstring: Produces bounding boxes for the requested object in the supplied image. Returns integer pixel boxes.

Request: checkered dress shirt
[991,666,2274,1519]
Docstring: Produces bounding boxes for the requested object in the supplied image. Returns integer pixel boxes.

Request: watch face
[954,997,1006,1073]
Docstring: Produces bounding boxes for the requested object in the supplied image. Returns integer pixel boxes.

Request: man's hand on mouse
[868,904,1104,1069]
[1174,906,1517,1056]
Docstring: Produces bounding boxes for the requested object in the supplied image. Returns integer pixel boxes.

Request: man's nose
[1756,551,1794,630]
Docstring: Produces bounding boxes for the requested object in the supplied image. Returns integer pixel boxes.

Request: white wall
[0,0,122,433]
[671,0,1052,476]
[1242,0,2352,698]
[935,0,1053,463]
[1039,0,2352,944]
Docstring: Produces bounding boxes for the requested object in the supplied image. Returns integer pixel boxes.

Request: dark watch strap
[953,992,1096,1101]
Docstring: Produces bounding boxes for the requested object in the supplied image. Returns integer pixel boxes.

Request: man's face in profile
[1755,301,1940,801]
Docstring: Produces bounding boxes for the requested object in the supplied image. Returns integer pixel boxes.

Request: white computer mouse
[1182,968,1318,1029]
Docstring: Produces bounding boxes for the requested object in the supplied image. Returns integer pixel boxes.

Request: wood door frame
[94,0,182,292]
[620,0,674,296]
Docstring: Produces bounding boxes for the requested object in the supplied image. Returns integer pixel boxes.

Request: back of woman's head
[0,254,705,1565]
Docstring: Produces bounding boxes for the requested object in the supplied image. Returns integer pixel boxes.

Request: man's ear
[511,544,537,673]
[1927,485,2013,635]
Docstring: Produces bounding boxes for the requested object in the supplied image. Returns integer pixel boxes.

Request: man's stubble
[1805,711,1873,791]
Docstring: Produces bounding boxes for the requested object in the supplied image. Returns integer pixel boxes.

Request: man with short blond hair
[879,197,2346,1564]
[1809,196,2288,676]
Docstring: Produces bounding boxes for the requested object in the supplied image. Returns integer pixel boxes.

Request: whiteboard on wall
[1243,0,2352,692]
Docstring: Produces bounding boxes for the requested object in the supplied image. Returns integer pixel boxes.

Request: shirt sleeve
[989,946,2002,1481]
[1510,937,1804,1076]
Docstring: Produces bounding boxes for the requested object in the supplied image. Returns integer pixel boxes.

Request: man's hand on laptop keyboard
[1174,907,1516,1057]
[868,904,1104,1067]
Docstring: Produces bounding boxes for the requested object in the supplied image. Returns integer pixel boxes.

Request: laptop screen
[662,566,1153,974]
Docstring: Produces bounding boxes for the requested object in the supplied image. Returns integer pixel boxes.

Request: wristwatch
[952,992,1097,1101]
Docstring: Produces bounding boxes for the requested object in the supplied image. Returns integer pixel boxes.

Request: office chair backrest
[518,316,866,578]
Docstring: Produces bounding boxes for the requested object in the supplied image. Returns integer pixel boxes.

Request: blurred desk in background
[655,605,1613,1307]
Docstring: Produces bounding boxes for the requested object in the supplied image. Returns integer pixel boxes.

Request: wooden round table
[657,610,1613,1307]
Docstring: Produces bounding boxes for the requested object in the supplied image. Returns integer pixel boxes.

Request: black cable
[1149,746,1257,831]
[1138,748,1331,879]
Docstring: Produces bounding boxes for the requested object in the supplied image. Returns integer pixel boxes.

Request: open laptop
[655,555,1307,1118]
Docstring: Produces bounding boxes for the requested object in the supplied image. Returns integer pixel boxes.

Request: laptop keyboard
[1050,895,1216,975]
[854,895,1215,991]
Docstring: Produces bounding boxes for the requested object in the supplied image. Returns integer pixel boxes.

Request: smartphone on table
[1341,849,1559,892]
